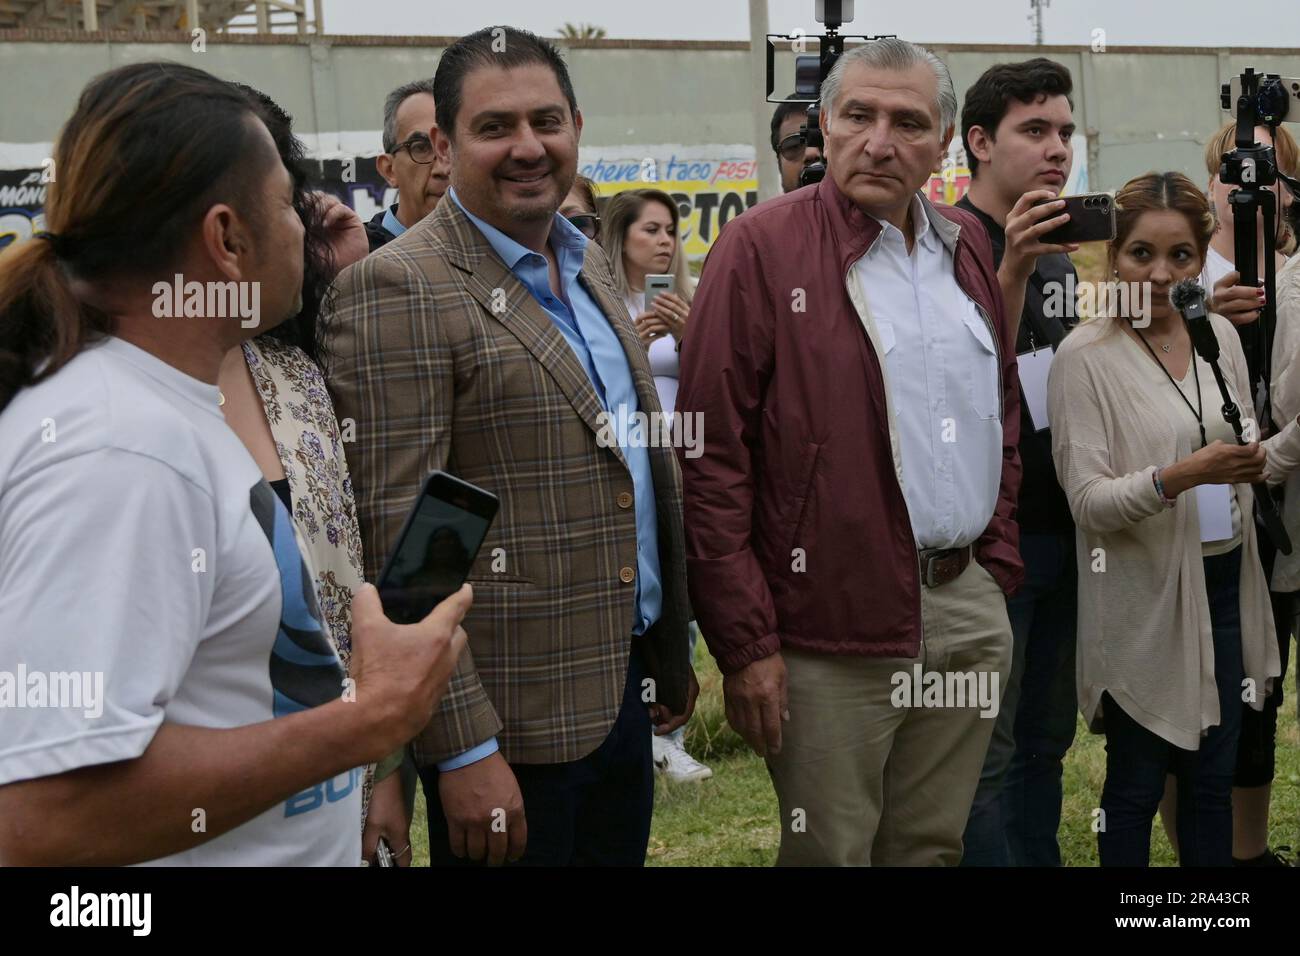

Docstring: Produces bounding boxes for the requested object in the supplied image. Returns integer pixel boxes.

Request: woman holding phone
[1047,171,1297,866]
[599,188,709,783]
[601,188,695,411]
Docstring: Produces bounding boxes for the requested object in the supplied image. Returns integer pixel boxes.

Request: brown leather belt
[918,545,973,588]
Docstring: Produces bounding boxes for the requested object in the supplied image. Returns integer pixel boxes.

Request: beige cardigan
[1047,314,1293,749]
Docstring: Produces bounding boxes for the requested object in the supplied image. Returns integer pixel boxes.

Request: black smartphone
[1033,192,1117,245]
[376,471,499,625]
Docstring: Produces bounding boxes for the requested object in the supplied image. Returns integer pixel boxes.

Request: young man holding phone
[956,57,1083,866]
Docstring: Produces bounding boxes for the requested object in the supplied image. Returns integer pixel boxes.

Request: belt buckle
[920,547,966,588]
[920,549,941,588]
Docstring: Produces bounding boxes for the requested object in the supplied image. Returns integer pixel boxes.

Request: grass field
[409,636,1299,867]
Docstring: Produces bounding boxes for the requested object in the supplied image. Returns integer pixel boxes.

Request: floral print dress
[242,338,372,819]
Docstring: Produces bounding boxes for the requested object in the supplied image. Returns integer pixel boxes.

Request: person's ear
[198,203,246,282]
[573,107,583,144]
[375,153,398,187]
[936,124,955,174]
[434,125,453,169]
[965,125,993,169]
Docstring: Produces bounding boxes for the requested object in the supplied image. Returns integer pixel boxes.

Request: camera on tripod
[764,1,893,188]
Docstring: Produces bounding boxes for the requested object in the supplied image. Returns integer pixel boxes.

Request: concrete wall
[2,31,1299,189]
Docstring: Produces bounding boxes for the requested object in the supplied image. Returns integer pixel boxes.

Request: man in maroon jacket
[677,38,1024,866]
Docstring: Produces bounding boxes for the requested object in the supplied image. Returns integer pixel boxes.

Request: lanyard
[1136,331,1208,449]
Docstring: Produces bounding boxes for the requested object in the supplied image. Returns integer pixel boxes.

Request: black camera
[765,1,893,188]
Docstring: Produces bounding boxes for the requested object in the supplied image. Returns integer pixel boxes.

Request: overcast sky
[327,0,1292,47]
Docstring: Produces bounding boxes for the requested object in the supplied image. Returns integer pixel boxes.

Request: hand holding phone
[644,274,674,315]
[1031,191,1116,245]
[347,581,472,762]
[376,471,499,625]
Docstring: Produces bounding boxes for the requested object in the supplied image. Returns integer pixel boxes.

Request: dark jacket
[364,208,397,252]
[676,174,1023,675]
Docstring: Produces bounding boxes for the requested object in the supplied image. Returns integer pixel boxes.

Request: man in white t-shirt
[0,63,469,866]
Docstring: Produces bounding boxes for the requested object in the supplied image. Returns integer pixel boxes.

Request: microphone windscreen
[1169,278,1207,314]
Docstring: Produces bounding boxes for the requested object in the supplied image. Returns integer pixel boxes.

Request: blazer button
[619,566,636,583]
[617,491,633,509]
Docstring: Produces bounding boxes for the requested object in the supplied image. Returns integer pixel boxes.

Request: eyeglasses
[392,134,434,164]
[777,132,822,164]
[565,213,601,239]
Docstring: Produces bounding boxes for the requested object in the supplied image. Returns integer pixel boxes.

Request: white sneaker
[652,734,713,783]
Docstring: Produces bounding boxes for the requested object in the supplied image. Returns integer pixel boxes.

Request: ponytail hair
[0,61,274,413]
[0,235,109,410]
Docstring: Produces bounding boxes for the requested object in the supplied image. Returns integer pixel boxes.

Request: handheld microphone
[1170,279,1217,361]
[1171,278,1292,554]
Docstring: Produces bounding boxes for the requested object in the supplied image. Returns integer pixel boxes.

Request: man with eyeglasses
[771,95,825,194]
[366,80,451,251]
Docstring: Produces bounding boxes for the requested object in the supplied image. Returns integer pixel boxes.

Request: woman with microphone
[1152,124,1299,867]
[1047,171,1296,866]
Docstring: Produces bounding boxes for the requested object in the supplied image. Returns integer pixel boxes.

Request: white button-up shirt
[851,194,1003,550]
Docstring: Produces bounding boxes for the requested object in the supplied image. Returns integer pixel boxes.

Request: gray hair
[819,38,957,138]
[382,79,436,154]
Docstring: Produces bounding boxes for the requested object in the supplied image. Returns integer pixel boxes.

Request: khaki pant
[767,559,1012,866]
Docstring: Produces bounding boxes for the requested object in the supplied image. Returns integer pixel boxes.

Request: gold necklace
[218,391,226,407]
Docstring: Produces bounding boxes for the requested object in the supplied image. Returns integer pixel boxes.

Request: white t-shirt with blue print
[0,336,361,865]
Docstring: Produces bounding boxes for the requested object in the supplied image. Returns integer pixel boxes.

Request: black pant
[419,648,655,866]
[1236,530,1294,787]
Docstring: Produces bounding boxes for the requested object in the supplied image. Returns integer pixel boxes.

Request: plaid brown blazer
[324,195,691,766]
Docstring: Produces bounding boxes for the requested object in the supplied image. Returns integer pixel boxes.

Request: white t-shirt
[624,290,680,416]
[0,336,361,866]
[1171,354,1243,554]
[1201,246,1236,300]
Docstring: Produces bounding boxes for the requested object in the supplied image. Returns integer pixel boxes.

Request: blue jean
[1098,546,1244,867]
[962,531,1078,866]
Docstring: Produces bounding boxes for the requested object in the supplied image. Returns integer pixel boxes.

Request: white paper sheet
[1196,483,1233,543]
[1018,347,1054,432]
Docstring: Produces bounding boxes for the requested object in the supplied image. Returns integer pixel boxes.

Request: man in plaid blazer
[325,26,695,866]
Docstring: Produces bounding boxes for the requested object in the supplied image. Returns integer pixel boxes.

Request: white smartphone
[645,274,674,313]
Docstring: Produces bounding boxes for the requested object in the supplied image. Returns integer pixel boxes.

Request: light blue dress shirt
[381,204,406,239]
[436,187,663,771]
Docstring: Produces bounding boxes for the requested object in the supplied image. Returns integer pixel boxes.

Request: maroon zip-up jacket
[676,175,1024,676]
